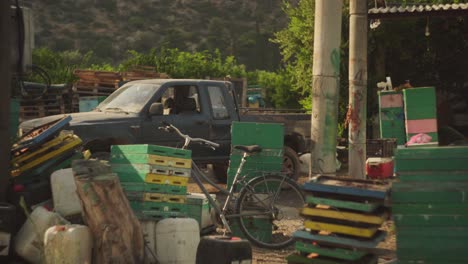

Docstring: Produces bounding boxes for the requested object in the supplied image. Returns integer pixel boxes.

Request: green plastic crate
[231,122,284,149]
[111,144,191,159]
[403,87,436,104]
[148,184,187,195]
[404,87,437,120]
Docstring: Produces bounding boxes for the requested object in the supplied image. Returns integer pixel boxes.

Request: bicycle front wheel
[234,174,305,249]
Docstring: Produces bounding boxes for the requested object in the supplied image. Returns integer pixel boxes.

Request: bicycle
[159,122,305,249]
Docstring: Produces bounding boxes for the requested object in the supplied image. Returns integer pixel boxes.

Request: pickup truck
[20,79,312,180]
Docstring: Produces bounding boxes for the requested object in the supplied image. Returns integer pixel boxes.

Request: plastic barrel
[196,236,252,264]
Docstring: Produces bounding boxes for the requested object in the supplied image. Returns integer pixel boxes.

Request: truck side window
[162,85,201,115]
[161,87,175,115]
[208,86,229,119]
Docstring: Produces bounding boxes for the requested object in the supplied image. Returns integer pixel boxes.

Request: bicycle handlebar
[158,122,220,150]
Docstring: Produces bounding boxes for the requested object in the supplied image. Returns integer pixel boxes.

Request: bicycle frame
[159,122,288,234]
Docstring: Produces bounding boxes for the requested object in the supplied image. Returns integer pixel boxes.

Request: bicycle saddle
[234,145,262,154]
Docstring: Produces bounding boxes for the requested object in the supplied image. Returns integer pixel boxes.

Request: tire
[196,235,252,264]
[234,174,305,249]
[283,146,300,181]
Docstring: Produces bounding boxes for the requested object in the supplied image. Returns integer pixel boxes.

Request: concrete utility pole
[348,0,368,179]
[0,1,13,201]
[311,0,343,175]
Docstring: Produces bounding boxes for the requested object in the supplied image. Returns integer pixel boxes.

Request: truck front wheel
[283,146,300,181]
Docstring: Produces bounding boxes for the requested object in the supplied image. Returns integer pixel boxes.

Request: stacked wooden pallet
[71,70,122,112]
[393,146,468,263]
[287,176,391,264]
[122,66,170,81]
[110,144,192,220]
[19,83,73,120]
[403,87,438,144]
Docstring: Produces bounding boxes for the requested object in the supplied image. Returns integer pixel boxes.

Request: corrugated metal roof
[369,3,468,18]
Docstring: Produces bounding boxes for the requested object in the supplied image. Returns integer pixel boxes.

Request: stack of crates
[393,146,468,263]
[110,144,192,220]
[378,90,406,145]
[287,176,391,264]
[227,121,284,189]
[228,121,284,242]
[403,87,438,144]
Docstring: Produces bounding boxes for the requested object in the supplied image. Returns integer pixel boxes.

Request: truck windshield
[96,83,160,113]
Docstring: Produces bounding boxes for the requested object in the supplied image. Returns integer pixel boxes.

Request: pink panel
[406,119,438,134]
[380,94,403,108]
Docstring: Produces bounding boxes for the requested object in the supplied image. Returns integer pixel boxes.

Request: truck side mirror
[149,103,164,116]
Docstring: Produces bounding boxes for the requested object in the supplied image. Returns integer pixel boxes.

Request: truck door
[139,86,179,146]
[205,83,237,161]
[166,84,213,161]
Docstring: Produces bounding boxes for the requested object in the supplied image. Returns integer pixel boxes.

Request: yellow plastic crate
[144,193,186,204]
[11,133,82,177]
[148,155,192,169]
[304,220,378,238]
[145,174,189,186]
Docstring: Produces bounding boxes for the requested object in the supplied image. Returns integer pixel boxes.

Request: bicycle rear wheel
[234,174,305,249]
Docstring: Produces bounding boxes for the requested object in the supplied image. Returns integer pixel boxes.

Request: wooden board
[301,208,388,225]
[293,230,386,249]
[295,241,366,261]
[303,176,390,200]
[72,160,144,263]
[304,220,378,238]
[306,196,381,213]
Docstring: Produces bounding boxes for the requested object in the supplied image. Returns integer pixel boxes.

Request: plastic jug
[14,206,68,263]
[44,225,92,264]
[156,218,200,264]
[51,168,82,218]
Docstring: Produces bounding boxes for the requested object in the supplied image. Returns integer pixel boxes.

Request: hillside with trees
[28,0,293,70]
